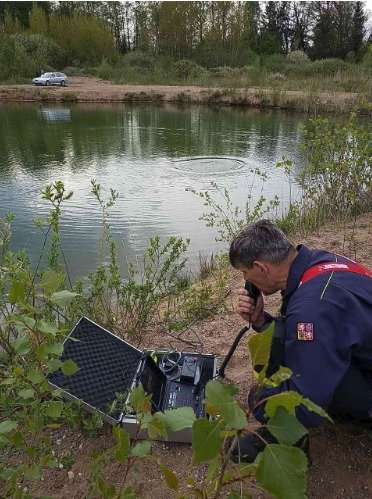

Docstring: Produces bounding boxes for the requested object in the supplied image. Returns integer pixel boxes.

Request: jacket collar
[281,245,312,315]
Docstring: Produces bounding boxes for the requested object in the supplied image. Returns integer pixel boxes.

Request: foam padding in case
[47,317,142,419]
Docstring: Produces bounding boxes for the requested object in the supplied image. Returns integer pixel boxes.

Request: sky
[366,0,372,30]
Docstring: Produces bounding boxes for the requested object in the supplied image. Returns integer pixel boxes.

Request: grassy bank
[90,55,372,94]
[0,76,370,115]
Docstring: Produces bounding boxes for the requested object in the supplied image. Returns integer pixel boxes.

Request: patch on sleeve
[297,323,314,341]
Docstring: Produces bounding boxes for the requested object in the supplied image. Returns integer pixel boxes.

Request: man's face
[238,262,280,296]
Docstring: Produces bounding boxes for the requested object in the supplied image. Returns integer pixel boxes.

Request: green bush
[97,58,117,80]
[62,66,83,76]
[11,33,66,69]
[122,51,155,70]
[173,59,207,79]
[310,58,354,75]
[284,58,357,79]
[362,44,372,69]
[243,65,266,84]
[0,32,66,81]
[61,92,78,102]
[287,50,310,65]
[260,54,286,72]
[243,48,259,66]
[209,66,244,79]
[48,12,118,66]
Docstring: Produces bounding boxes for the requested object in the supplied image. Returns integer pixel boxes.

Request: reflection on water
[40,108,71,122]
[0,102,307,280]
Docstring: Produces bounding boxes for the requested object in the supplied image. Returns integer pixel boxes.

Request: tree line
[0,1,370,68]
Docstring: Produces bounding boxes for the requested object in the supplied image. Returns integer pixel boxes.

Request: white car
[32,72,68,86]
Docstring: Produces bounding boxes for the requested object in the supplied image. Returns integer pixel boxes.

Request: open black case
[47,317,217,442]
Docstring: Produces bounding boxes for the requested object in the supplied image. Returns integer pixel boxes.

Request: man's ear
[253,261,269,275]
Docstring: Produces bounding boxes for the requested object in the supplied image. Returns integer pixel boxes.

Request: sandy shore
[0,76,370,113]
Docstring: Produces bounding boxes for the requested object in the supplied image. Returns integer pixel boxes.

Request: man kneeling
[229,220,372,462]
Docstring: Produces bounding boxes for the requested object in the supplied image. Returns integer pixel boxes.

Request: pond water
[0,102,307,280]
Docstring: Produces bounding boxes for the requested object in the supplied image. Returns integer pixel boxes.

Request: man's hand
[237,287,265,329]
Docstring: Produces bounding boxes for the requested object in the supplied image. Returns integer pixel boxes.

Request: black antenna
[218,281,260,378]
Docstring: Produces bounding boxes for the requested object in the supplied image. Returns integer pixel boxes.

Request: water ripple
[171,156,246,175]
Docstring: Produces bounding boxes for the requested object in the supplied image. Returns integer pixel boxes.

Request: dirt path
[0,76,367,113]
[25,214,372,498]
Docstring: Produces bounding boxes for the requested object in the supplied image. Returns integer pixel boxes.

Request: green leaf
[50,290,79,308]
[24,464,41,481]
[47,342,64,356]
[115,448,128,463]
[1,467,16,481]
[206,457,221,484]
[301,397,332,421]
[155,406,196,432]
[192,419,222,463]
[113,427,130,463]
[265,391,332,422]
[1,377,15,386]
[11,431,23,446]
[131,440,151,457]
[14,315,36,333]
[46,459,59,469]
[47,358,63,373]
[119,485,139,498]
[268,367,292,387]
[27,368,45,384]
[44,401,63,419]
[235,463,257,479]
[13,335,30,355]
[148,414,168,439]
[37,320,58,336]
[267,406,308,445]
[264,391,303,418]
[248,322,274,374]
[61,359,80,376]
[8,279,26,304]
[0,420,18,434]
[41,270,64,293]
[156,460,179,491]
[256,444,308,499]
[129,384,152,414]
[18,388,35,399]
[204,380,247,430]
[97,477,116,498]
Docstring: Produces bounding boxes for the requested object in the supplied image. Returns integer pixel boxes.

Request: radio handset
[244,280,260,305]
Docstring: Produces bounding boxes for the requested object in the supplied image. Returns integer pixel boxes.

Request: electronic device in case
[47,317,217,443]
[136,355,205,417]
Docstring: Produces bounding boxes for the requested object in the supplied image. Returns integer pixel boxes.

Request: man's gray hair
[229,219,293,269]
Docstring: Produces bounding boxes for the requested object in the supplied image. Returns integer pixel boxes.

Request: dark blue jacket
[251,245,372,427]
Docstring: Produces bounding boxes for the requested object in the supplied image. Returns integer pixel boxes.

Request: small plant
[187,174,280,244]
[176,90,191,103]
[298,113,371,233]
[59,450,75,470]
[82,410,104,437]
[61,91,78,102]
[97,58,116,80]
